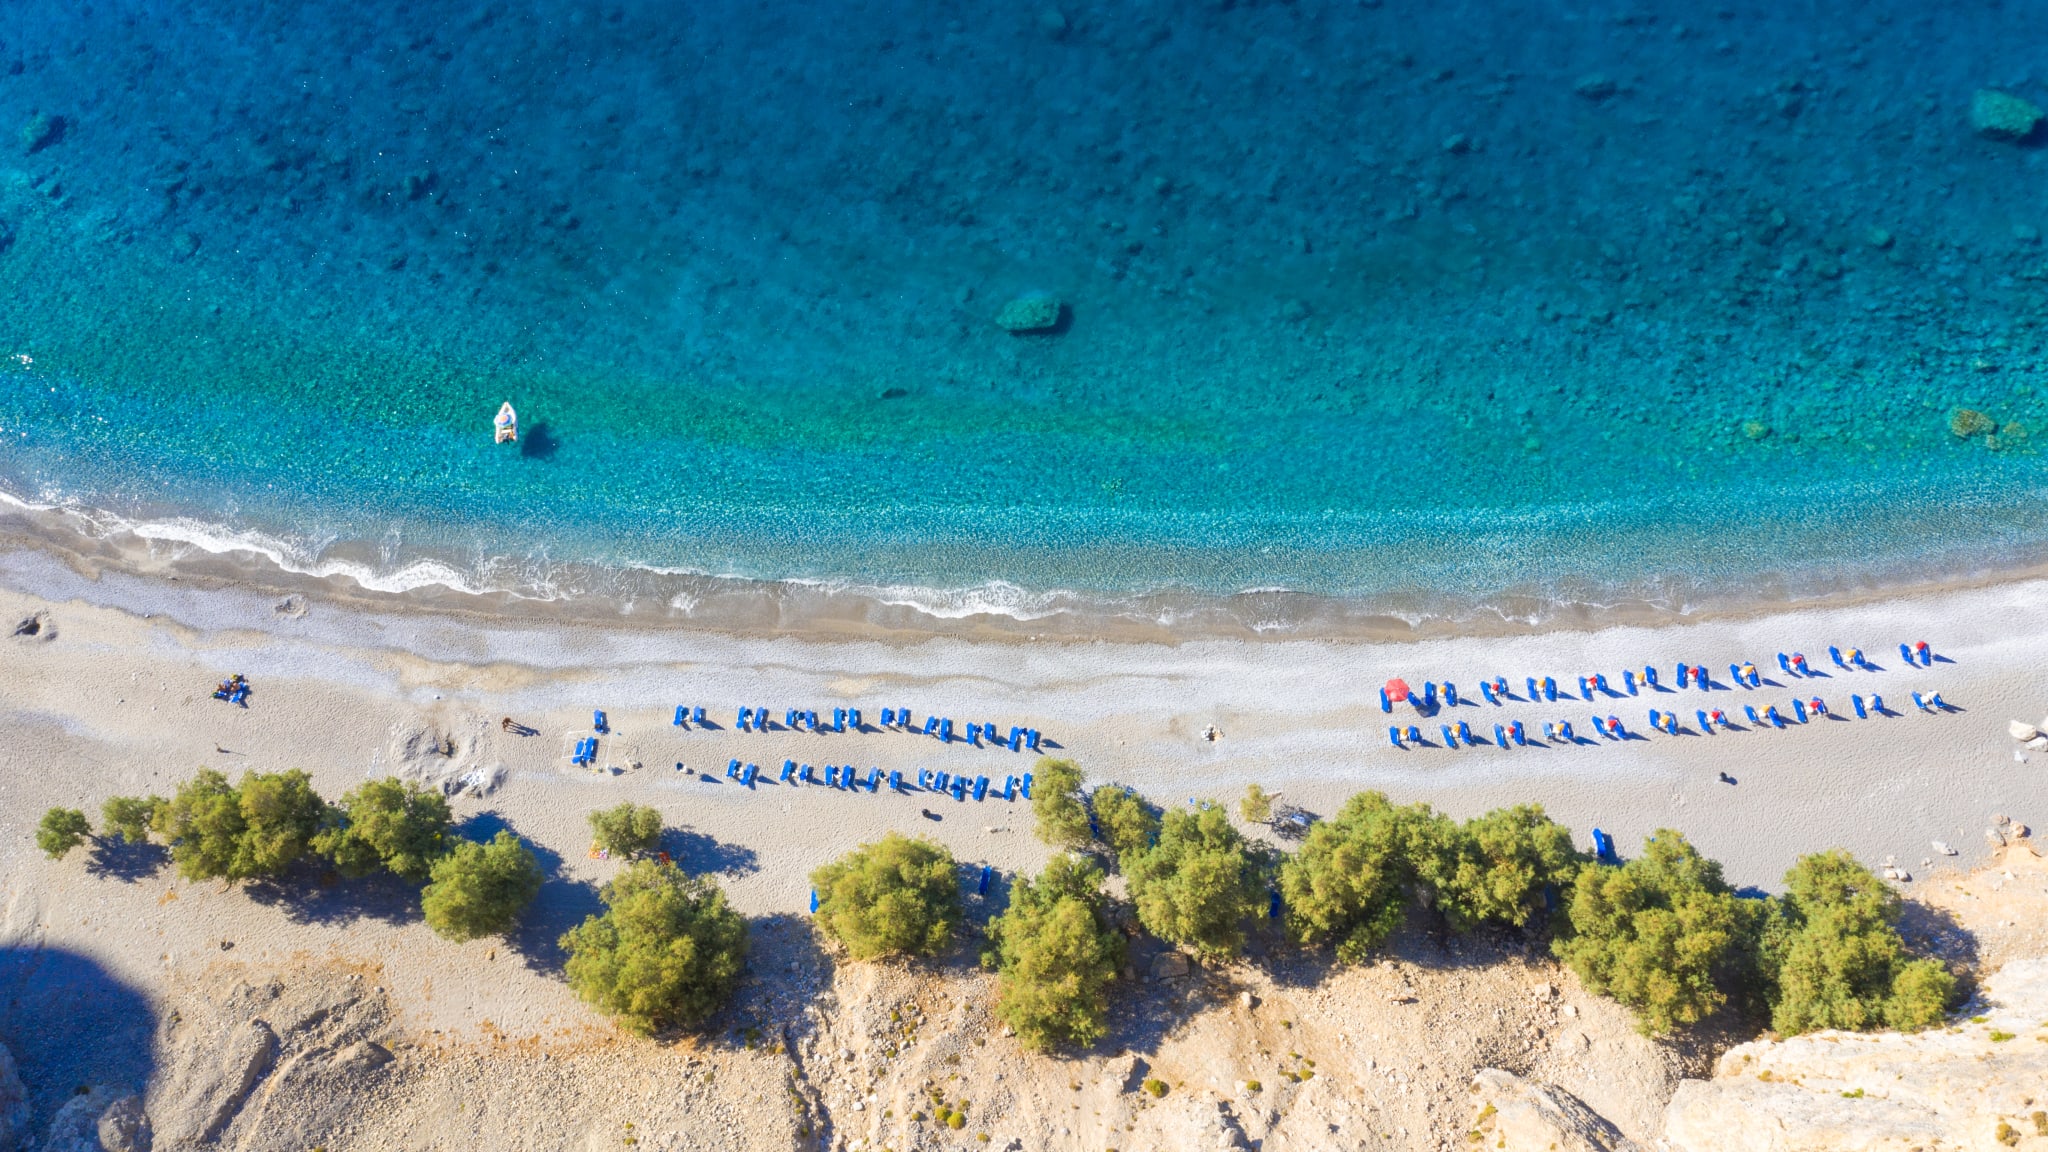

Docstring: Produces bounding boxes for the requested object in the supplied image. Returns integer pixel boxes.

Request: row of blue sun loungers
[719,758,1036,800]
[672,704,1042,751]
[1389,690,1957,748]
[571,736,600,765]
[1384,641,1939,713]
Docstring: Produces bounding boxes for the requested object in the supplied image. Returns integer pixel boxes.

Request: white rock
[2010,720,2040,741]
[1932,840,1958,856]
[1468,1069,1643,1152]
[2028,735,2048,751]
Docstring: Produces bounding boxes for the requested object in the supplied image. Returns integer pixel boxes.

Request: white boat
[494,401,518,443]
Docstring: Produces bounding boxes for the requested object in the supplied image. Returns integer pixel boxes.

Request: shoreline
[9,491,2048,646]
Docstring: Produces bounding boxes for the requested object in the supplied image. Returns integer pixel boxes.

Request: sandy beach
[5,536,2043,1011]
[2,539,2045,1148]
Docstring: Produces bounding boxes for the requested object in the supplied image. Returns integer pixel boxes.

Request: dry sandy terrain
[1,543,2043,1149]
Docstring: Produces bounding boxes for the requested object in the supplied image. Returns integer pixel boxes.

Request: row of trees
[43,759,1955,1047]
[42,771,543,940]
[803,758,1955,1048]
[41,780,750,1036]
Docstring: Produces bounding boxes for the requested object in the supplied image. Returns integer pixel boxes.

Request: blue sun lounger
[1697,709,1711,731]
[742,763,757,787]
[692,706,705,725]
[1899,642,1913,664]
[922,715,939,736]
[1457,721,1473,745]
[1480,681,1496,705]
[593,710,608,733]
[934,771,951,791]
[1643,665,1659,688]
[849,708,862,730]
[978,865,992,896]
[1592,828,1618,864]
[1424,682,1438,707]
[1445,682,1460,706]
[1766,706,1785,728]
[1440,724,1458,748]
[1579,676,1592,699]
[1008,727,1024,752]
[726,758,741,778]
[1851,694,1866,719]
[1026,729,1041,751]
[1624,669,1638,695]
[1543,676,1558,702]
[867,767,882,790]
[1559,721,1575,742]
[974,776,989,800]
[889,769,903,791]
[1494,723,1507,747]
[1510,720,1527,746]
[1663,713,1678,735]
[1829,646,1844,668]
[799,764,814,783]
[950,776,967,801]
[809,890,819,914]
[1778,653,1792,674]
[1381,687,1393,712]
[1912,691,1928,712]
[1793,699,1808,722]
[939,718,954,743]
[674,705,688,727]
[1406,725,1422,744]
[880,707,895,727]
[828,765,843,787]
[1389,725,1404,748]
[967,723,983,746]
[834,707,847,731]
[1869,693,1884,713]
[1647,708,1662,732]
[1744,705,1761,726]
[918,769,932,789]
[1022,773,1034,798]
[737,707,752,732]
[780,760,796,782]
[1003,775,1017,800]
[1526,676,1540,699]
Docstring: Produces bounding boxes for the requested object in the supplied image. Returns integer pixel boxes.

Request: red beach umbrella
[1384,679,1412,703]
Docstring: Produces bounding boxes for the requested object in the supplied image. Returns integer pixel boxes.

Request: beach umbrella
[1384,678,1412,703]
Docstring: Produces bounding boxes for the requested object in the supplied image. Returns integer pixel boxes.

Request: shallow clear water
[0,0,2045,623]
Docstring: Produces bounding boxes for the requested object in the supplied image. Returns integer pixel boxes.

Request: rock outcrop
[1664,959,2048,1151]
[1468,1068,1644,1152]
[0,1041,27,1152]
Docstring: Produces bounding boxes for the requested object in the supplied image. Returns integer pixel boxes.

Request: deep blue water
[0,0,2044,624]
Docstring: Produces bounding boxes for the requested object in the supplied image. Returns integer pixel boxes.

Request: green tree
[1763,849,1955,1034]
[101,795,162,845]
[231,770,329,878]
[1426,805,1582,932]
[588,802,665,858]
[1553,830,1742,1035]
[1278,791,1436,962]
[152,769,248,881]
[421,830,544,941]
[1089,786,1159,863]
[1031,758,1091,849]
[561,859,749,1035]
[1239,783,1274,825]
[984,854,1125,1051]
[1125,804,1260,960]
[809,833,962,960]
[37,808,91,859]
[314,777,452,881]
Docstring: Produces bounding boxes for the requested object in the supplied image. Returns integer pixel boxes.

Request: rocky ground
[9,836,2039,1152]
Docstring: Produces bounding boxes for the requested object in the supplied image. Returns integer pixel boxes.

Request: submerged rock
[1970,89,2044,142]
[1950,408,1996,438]
[994,293,1063,333]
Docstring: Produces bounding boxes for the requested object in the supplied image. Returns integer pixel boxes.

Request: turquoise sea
[0,0,2045,627]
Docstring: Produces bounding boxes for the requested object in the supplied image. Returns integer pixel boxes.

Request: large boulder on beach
[1971,89,2044,142]
[2013,719,2041,742]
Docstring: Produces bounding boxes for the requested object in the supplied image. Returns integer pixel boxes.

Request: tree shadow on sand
[83,836,170,883]
[662,826,760,878]
[243,862,426,929]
